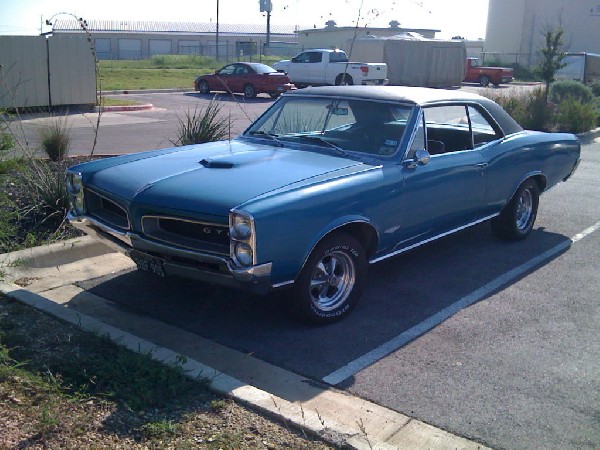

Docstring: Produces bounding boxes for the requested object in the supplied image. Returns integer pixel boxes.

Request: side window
[422,105,472,154]
[218,65,235,75]
[467,106,502,146]
[308,52,323,63]
[294,52,310,63]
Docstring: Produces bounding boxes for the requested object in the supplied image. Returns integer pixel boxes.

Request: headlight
[234,242,253,266]
[230,213,252,240]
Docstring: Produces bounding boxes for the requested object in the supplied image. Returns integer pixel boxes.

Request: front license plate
[130,250,165,278]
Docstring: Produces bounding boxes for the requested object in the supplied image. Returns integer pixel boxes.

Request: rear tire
[291,233,367,324]
[492,179,539,241]
[478,75,491,87]
[243,83,257,99]
[335,74,354,86]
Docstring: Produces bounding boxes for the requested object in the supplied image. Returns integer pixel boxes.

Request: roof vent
[389,20,400,28]
[325,20,337,29]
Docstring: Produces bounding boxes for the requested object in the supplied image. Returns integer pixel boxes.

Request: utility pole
[259,0,273,52]
[216,0,220,60]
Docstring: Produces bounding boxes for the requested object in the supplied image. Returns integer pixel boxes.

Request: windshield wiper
[247,131,284,147]
[292,135,347,156]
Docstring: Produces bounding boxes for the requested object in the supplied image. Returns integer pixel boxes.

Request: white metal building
[49,19,300,60]
[485,0,600,66]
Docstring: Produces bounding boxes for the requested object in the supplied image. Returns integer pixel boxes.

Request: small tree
[535,28,567,99]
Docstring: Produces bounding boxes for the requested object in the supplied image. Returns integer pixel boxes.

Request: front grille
[85,189,129,229]
[142,216,229,255]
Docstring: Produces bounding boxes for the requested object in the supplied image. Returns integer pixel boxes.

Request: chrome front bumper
[67,213,273,294]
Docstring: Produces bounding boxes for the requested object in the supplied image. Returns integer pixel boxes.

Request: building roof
[52,19,299,36]
[298,25,441,34]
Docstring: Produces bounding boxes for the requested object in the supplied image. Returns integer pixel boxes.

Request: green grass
[98,54,283,90]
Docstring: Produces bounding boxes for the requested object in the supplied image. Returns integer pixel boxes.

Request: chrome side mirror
[404,148,431,169]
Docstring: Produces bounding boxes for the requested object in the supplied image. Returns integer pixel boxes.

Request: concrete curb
[92,103,154,112]
[0,240,488,450]
[576,126,600,144]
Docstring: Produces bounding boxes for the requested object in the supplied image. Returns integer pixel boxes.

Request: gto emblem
[202,226,228,236]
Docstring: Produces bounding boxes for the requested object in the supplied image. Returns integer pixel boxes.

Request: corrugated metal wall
[0,35,96,108]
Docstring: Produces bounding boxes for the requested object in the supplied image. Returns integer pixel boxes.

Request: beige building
[485,0,600,66]
[297,20,439,54]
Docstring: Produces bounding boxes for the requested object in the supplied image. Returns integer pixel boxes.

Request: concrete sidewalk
[0,237,487,450]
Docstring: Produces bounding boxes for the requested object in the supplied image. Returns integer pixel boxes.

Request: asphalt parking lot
[8,89,600,448]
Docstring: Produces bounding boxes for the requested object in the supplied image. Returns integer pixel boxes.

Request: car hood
[87,140,367,216]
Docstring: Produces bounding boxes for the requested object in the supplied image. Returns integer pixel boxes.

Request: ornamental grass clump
[39,114,71,161]
[172,98,230,146]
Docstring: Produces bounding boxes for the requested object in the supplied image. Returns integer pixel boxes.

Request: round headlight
[230,214,252,240]
[234,242,253,266]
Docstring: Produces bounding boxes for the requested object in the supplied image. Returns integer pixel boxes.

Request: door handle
[475,162,488,168]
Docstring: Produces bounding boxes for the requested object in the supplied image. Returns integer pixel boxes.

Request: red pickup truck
[464,58,514,87]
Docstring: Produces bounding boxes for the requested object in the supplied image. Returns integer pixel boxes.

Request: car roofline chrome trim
[369,213,499,264]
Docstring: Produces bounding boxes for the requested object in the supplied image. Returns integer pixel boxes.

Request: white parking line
[322,221,600,386]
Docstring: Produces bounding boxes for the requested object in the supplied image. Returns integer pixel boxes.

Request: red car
[194,62,293,99]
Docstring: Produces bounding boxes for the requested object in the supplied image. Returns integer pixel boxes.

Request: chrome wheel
[515,188,533,231]
[491,179,539,241]
[309,250,355,312]
[292,232,367,324]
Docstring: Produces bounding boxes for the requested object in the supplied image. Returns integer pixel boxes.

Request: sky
[0,0,489,40]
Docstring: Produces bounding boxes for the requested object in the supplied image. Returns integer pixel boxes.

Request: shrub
[172,98,230,146]
[151,54,214,69]
[39,115,71,161]
[487,87,552,131]
[555,97,598,133]
[550,80,593,104]
[589,79,600,97]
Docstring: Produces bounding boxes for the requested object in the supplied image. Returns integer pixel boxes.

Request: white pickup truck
[273,49,387,87]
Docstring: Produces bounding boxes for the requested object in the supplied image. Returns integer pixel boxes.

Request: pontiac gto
[66,86,581,324]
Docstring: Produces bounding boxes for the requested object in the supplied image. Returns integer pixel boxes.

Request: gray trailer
[348,34,466,87]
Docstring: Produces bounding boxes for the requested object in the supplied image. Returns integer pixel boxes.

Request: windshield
[245,97,412,157]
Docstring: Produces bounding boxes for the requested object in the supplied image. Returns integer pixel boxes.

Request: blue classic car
[66,86,580,324]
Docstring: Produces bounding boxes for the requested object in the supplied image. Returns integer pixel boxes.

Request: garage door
[119,38,142,59]
[95,38,111,59]
[178,40,201,55]
[149,39,172,56]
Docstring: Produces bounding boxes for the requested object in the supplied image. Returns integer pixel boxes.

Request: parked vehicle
[349,35,467,87]
[555,52,600,83]
[66,86,580,324]
[463,58,514,87]
[273,49,387,87]
[194,62,292,99]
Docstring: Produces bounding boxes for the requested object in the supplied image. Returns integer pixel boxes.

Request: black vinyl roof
[286,86,523,134]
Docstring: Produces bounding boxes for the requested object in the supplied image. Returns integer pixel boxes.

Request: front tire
[492,179,539,240]
[198,80,210,94]
[291,233,367,324]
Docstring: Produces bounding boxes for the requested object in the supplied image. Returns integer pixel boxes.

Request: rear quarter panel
[482,131,580,211]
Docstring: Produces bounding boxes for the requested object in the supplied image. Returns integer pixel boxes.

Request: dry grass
[0,297,334,449]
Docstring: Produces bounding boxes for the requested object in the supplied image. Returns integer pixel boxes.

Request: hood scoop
[199,158,234,169]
